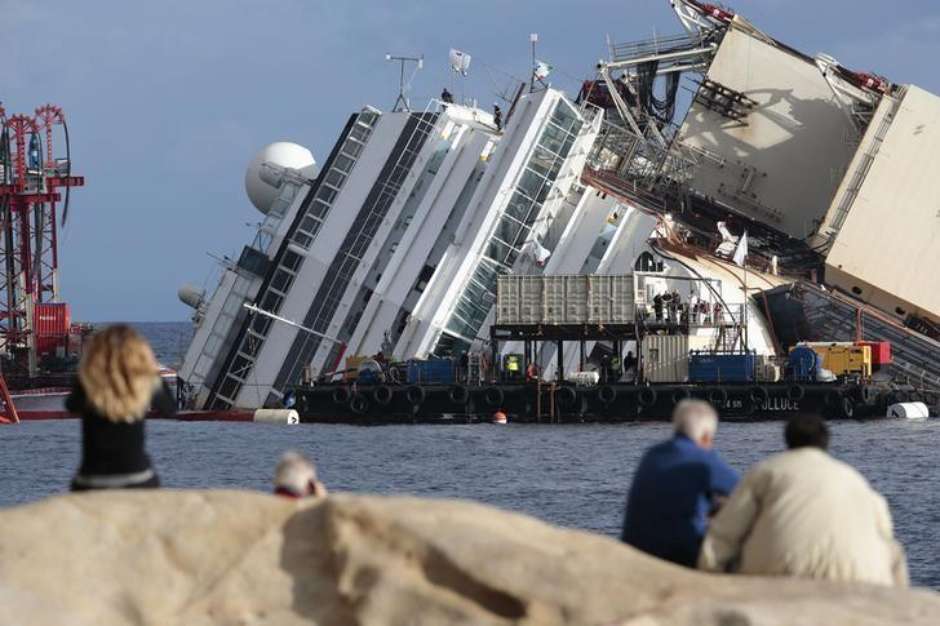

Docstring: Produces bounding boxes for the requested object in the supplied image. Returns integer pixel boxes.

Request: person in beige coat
[698,415,908,586]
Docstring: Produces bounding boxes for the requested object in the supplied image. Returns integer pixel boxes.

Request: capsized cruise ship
[178,0,940,410]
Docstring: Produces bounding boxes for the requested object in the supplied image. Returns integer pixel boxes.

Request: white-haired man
[621,399,738,567]
[273,451,328,499]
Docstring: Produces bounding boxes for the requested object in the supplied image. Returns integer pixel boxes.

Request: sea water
[0,322,936,588]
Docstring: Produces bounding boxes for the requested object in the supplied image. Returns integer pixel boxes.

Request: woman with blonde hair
[67,324,173,491]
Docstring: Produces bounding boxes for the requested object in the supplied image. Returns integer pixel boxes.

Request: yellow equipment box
[802,343,872,379]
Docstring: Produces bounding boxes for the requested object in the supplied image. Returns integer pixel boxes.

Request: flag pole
[743,256,749,353]
[529,33,538,92]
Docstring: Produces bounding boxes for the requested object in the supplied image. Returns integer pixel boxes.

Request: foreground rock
[0,491,937,625]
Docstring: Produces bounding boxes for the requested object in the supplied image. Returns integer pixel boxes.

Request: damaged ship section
[583,1,940,394]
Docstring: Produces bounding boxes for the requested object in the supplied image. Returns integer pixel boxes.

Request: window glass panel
[300,215,320,234]
[293,231,312,248]
[231,355,253,378]
[316,186,337,204]
[218,377,240,400]
[271,269,294,293]
[241,334,263,357]
[528,145,562,179]
[310,200,330,218]
[350,125,370,141]
[518,169,550,204]
[495,218,523,244]
[325,170,346,187]
[334,154,354,173]
[261,291,283,313]
[539,123,569,155]
[551,100,582,133]
[559,133,577,158]
[282,250,303,271]
[433,332,471,358]
[341,139,363,158]
[505,192,533,221]
[485,239,514,265]
[251,315,272,336]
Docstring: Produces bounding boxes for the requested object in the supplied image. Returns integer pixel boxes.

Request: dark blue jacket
[621,434,739,567]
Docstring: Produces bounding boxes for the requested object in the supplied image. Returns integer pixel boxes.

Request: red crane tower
[0,104,84,376]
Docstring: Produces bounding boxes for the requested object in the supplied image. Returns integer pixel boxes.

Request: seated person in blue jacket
[621,399,739,567]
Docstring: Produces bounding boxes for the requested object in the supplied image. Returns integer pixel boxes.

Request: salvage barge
[292,381,914,424]
[291,271,935,424]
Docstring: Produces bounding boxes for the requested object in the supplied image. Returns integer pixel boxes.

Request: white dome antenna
[245,142,316,214]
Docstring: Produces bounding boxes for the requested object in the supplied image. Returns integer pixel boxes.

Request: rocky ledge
[0,491,937,625]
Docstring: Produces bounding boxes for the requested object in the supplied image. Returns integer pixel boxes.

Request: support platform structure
[0,104,84,377]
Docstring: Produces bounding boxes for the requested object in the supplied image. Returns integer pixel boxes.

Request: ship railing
[607,31,710,65]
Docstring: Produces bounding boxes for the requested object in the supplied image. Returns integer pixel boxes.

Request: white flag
[534,60,552,81]
[732,230,748,267]
[449,49,472,76]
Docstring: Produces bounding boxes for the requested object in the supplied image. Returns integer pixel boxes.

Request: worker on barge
[621,400,738,567]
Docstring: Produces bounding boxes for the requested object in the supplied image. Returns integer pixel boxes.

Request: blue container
[787,346,822,382]
[689,352,756,383]
[406,358,455,385]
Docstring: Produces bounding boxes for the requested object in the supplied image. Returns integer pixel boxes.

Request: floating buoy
[887,402,929,419]
[492,410,508,425]
[253,409,300,425]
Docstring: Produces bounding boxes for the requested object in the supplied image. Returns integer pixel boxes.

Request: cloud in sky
[2,0,938,321]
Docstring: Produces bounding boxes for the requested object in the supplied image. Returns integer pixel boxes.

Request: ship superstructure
[180,0,940,409]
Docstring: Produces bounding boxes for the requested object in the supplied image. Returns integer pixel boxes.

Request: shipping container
[34,302,71,357]
[34,302,70,337]
[406,358,455,385]
[588,275,634,323]
[641,334,714,383]
[689,352,757,383]
[496,274,636,326]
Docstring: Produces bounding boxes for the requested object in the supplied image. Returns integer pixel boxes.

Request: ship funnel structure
[178,284,206,310]
[244,142,316,214]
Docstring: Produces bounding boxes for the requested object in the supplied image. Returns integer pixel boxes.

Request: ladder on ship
[467,354,483,386]
[534,380,557,423]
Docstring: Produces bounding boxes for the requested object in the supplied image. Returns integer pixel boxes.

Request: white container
[569,371,600,386]
[497,274,636,325]
[589,275,634,324]
[253,409,300,424]
[641,334,714,383]
[887,402,929,419]
[543,275,568,323]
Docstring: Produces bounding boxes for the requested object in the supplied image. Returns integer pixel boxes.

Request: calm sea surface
[1,323,937,588]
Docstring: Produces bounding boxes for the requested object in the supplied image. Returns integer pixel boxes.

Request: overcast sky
[2,0,938,321]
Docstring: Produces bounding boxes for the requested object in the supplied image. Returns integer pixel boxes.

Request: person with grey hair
[273,451,327,499]
[621,399,739,567]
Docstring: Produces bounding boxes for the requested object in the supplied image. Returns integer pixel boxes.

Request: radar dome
[245,142,316,214]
